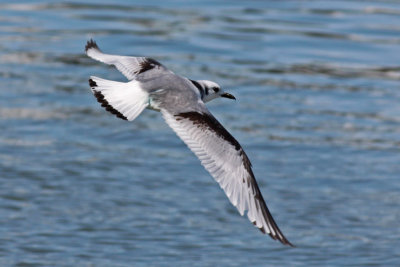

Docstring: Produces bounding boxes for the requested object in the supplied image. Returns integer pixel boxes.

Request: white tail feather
[89,76,148,121]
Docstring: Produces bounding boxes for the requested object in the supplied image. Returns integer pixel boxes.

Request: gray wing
[85,39,173,81]
[161,107,293,246]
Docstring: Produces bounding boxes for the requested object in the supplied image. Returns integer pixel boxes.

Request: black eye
[213,87,220,93]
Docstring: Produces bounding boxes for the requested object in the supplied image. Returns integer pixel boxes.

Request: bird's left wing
[85,39,172,81]
[162,109,292,246]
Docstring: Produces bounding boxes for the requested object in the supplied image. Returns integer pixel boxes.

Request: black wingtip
[282,238,295,248]
[85,39,99,52]
[92,90,128,121]
[89,78,97,87]
[275,235,295,247]
[264,229,295,247]
[254,222,294,247]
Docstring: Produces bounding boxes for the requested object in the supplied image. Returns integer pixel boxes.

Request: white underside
[90,76,149,121]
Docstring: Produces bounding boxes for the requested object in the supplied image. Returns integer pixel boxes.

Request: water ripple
[1,0,400,266]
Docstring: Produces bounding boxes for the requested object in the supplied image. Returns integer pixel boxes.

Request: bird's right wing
[85,39,173,81]
[162,109,293,246]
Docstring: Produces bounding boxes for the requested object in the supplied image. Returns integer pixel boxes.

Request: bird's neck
[189,79,208,100]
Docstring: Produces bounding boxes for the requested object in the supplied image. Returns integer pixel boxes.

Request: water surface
[1,0,400,266]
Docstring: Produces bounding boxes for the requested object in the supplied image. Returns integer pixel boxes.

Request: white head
[191,80,236,103]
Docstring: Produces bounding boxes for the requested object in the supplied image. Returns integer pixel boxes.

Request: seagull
[85,39,293,246]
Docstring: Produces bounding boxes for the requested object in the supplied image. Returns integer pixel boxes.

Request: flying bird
[85,39,292,246]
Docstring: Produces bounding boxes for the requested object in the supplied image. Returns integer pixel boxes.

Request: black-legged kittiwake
[85,39,292,246]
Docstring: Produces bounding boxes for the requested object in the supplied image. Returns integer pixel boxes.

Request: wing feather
[162,110,293,246]
[85,39,172,81]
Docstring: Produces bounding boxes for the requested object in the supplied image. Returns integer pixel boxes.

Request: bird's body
[85,40,292,246]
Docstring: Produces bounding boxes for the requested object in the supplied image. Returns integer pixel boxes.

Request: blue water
[1,0,400,266]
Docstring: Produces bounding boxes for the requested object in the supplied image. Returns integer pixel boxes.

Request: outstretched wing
[162,109,293,246]
[85,39,172,81]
